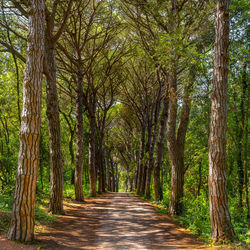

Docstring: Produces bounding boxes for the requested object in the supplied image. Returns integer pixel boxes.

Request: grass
[0,194,13,232]
[144,192,250,248]
[0,193,57,233]
[0,183,90,233]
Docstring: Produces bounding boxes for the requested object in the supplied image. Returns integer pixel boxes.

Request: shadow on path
[37,192,205,249]
[0,193,205,249]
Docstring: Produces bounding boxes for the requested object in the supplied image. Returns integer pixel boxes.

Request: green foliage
[0,0,248,245]
[180,194,210,237]
[63,183,90,199]
[35,206,57,229]
[0,194,12,213]
[0,194,57,233]
[228,197,250,244]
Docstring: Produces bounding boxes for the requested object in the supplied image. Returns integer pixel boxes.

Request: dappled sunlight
[36,193,205,249]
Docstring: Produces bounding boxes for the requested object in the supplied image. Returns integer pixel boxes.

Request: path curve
[1,193,206,249]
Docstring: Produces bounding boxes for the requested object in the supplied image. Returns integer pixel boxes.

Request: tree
[153,95,168,201]
[208,0,235,242]
[7,0,45,242]
[44,0,73,214]
[0,0,74,214]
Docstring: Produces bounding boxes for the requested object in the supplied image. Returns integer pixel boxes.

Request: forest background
[0,0,249,244]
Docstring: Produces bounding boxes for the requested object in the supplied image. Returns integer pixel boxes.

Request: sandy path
[0,192,205,249]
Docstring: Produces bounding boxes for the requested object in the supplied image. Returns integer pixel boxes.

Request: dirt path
[0,193,206,249]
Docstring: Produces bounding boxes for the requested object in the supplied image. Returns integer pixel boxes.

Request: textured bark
[44,0,74,214]
[110,156,115,192]
[45,39,64,214]
[104,145,111,191]
[101,155,106,192]
[94,111,106,194]
[167,71,179,215]
[7,0,45,242]
[153,98,168,201]
[167,71,191,216]
[75,74,84,201]
[59,108,75,184]
[89,115,97,197]
[96,134,105,193]
[133,153,139,190]
[208,0,235,242]
[145,98,162,198]
[115,163,119,192]
[136,122,146,194]
[97,145,104,193]
[140,105,153,194]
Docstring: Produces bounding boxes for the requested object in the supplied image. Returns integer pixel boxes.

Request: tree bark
[145,98,161,199]
[115,163,119,192]
[208,0,235,242]
[96,134,105,193]
[97,143,104,193]
[44,38,64,214]
[140,105,153,194]
[44,0,74,213]
[104,145,111,191]
[167,71,191,216]
[89,113,97,197]
[110,156,115,192]
[153,98,168,201]
[136,122,146,193]
[7,0,45,241]
[59,108,75,184]
[98,113,107,193]
[133,153,139,190]
[75,73,84,201]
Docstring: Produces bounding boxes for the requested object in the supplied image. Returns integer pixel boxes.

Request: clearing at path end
[1,193,206,249]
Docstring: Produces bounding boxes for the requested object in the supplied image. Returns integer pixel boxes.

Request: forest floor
[0,192,214,249]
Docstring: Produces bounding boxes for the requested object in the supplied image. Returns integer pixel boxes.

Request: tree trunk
[166,71,179,215]
[44,39,64,214]
[115,163,119,192]
[167,71,191,216]
[104,145,111,191]
[69,129,75,185]
[97,136,105,193]
[154,98,168,201]
[88,115,96,197]
[208,0,235,242]
[111,156,115,192]
[59,109,75,185]
[7,0,45,241]
[101,158,106,192]
[127,164,132,192]
[140,105,153,194]
[75,74,84,201]
[136,122,145,193]
[145,96,162,198]
[133,153,138,190]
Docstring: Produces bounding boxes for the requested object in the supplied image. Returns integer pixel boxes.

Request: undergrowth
[0,183,89,233]
[150,189,250,246]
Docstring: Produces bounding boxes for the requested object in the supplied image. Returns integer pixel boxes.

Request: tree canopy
[0,0,249,245]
